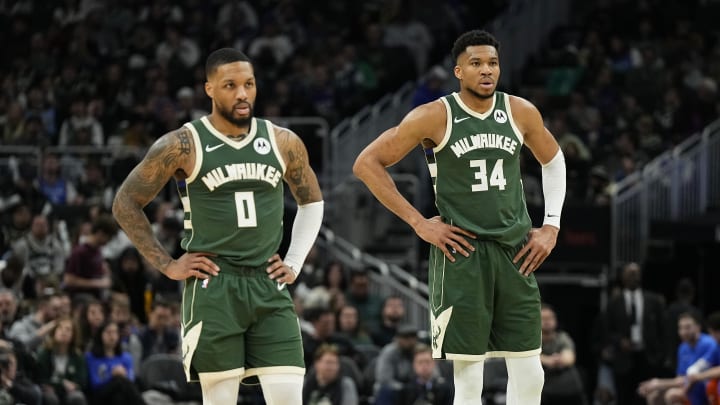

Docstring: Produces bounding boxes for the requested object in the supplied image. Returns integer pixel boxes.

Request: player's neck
[207,113,251,137]
[458,90,494,114]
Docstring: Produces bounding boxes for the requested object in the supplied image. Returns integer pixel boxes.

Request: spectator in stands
[138,299,179,361]
[540,304,588,405]
[346,269,384,335]
[685,312,720,402]
[0,345,42,405]
[336,305,374,347]
[666,278,703,370]
[36,316,88,405]
[110,247,150,324]
[12,214,68,298]
[38,153,81,206]
[63,215,116,300]
[374,324,419,405]
[0,290,18,332]
[302,343,359,405]
[175,86,206,123]
[0,254,25,296]
[371,296,406,348]
[302,307,357,369]
[394,343,453,405]
[637,312,715,405]
[8,294,62,352]
[75,160,114,210]
[108,296,142,369]
[411,65,449,108]
[24,86,57,142]
[603,262,667,405]
[74,298,105,352]
[0,102,26,145]
[58,98,104,147]
[85,320,144,405]
[0,203,33,254]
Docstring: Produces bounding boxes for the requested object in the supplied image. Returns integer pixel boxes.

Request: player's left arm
[509,96,566,275]
[269,126,324,287]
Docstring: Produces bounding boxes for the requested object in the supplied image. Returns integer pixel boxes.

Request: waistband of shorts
[214,261,268,276]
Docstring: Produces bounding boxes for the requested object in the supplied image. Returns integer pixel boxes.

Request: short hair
[313,343,339,362]
[205,48,251,79]
[414,343,432,357]
[451,30,500,62]
[678,311,702,326]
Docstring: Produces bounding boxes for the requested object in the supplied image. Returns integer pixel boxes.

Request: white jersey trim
[444,348,541,361]
[433,98,454,153]
[504,93,525,145]
[200,116,257,150]
[183,123,203,184]
[452,91,496,120]
[243,366,305,380]
[266,121,287,174]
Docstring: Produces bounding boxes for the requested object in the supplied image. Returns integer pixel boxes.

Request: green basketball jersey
[426,91,531,247]
[178,116,286,267]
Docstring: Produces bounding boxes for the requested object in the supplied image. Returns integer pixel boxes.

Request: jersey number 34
[470,159,506,192]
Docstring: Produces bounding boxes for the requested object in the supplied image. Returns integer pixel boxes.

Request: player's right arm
[112,127,219,280]
[353,102,476,262]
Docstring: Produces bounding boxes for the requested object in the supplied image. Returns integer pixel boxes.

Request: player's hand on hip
[513,225,559,276]
[266,253,298,286]
[415,216,476,263]
[164,252,220,280]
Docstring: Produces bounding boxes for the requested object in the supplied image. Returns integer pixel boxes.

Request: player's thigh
[182,275,248,375]
[487,243,541,353]
[429,243,494,358]
[244,277,304,369]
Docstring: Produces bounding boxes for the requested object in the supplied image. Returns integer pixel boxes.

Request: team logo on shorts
[202,279,209,289]
[494,110,508,123]
[254,137,271,155]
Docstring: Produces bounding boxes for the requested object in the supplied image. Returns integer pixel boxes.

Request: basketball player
[112,48,323,405]
[353,30,566,404]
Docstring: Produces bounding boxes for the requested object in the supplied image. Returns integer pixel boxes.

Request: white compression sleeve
[541,149,566,228]
[283,200,324,273]
[505,355,544,405]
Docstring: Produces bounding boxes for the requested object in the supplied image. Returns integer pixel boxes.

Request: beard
[466,86,495,100]
[217,101,254,128]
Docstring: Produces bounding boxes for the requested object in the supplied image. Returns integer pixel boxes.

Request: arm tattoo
[278,128,322,205]
[113,129,191,273]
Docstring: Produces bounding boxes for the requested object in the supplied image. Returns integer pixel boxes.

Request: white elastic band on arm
[541,149,566,228]
[687,358,710,376]
[283,200,324,274]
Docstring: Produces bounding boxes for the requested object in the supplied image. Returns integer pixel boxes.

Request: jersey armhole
[433,97,453,153]
[504,93,525,145]
[184,123,203,183]
[266,120,287,174]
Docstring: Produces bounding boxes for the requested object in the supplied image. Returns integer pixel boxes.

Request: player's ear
[454,65,462,80]
[205,81,213,99]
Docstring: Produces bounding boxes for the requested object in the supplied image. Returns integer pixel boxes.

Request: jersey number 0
[234,191,257,227]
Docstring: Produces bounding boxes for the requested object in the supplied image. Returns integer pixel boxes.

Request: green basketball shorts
[181,259,305,383]
[428,239,541,360]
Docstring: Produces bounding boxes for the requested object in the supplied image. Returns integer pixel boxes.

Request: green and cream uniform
[425,92,541,360]
[178,116,303,383]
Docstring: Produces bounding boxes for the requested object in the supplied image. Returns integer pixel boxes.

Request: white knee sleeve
[259,373,304,405]
[199,373,241,405]
[505,355,544,405]
[453,360,485,405]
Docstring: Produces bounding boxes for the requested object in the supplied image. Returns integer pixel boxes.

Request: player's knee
[453,360,485,401]
[259,373,304,405]
[506,356,544,399]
